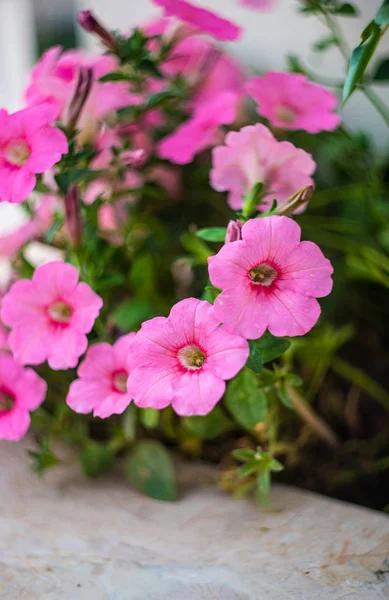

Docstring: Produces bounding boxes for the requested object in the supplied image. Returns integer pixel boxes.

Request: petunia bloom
[210,124,315,212]
[245,72,341,133]
[127,298,249,416]
[66,334,135,418]
[240,0,277,10]
[0,105,68,204]
[0,353,47,441]
[1,261,103,370]
[208,216,333,339]
[152,0,241,41]
[158,92,239,164]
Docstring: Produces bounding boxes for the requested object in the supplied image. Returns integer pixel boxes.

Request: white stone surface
[0,440,388,599]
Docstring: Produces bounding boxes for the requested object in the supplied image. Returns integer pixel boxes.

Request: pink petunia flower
[127,298,249,416]
[210,123,315,212]
[158,91,239,164]
[240,0,277,10]
[208,216,333,339]
[0,353,47,441]
[152,0,241,41]
[245,72,341,133]
[1,261,103,370]
[66,334,135,418]
[25,46,142,144]
[0,105,68,204]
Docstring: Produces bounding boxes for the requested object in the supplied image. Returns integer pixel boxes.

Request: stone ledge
[0,440,388,599]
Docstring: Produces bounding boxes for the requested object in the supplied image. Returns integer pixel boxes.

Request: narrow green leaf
[313,36,337,52]
[343,21,382,102]
[225,369,268,431]
[202,285,221,304]
[334,3,358,17]
[238,461,260,478]
[196,227,227,242]
[256,468,271,507]
[270,458,284,472]
[375,0,389,26]
[127,440,177,501]
[182,406,229,440]
[99,71,136,82]
[232,448,256,461]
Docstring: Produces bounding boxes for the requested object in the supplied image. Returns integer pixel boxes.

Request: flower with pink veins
[208,216,333,340]
[66,334,135,418]
[1,261,103,370]
[25,46,142,143]
[210,124,315,212]
[0,353,47,441]
[127,298,249,416]
[0,104,68,204]
[158,91,239,165]
[245,72,341,133]
[240,0,277,10]
[152,0,241,41]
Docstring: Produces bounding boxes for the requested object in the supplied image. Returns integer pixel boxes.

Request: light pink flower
[245,72,341,133]
[158,92,238,164]
[210,124,315,211]
[84,170,143,205]
[0,353,47,441]
[1,261,103,370]
[152,0,241,41]
[0,195,56,258]
[25,46,141,143]
[0,105,68,204]
[66,334,135,418]
[240,0,276,10]
[208,216,333,339]
[127,298,249,416]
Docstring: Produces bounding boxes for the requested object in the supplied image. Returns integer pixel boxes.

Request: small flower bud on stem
[67,67,94,133]
[225,220,242,244]
[275,185,314,217]
[77,10,117,52]
[64,185,83,248]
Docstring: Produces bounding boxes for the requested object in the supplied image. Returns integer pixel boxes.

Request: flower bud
[121,149,148,169]
[77,10,117,51]
[64,186,83,248]
[225,220,242,244]
[67,67,93,133]
[275,185,314,216]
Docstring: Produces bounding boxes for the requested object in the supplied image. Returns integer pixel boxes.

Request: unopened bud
[121,149,148,169]
[225,220,243,244]
[77,10,117,51]
[275,185,314,216]
[67,67,93,133]
[64,186,83,248]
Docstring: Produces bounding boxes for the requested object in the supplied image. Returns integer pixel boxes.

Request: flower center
[47,302,72,324]
[0,391,15,413]
[5,141,30,166]
[275,105,296,125]
[178,344,206,370]
[112,370,128,393]
[249,263,278,287]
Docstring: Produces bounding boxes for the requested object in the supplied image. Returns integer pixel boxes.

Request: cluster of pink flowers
[0,1,337,443]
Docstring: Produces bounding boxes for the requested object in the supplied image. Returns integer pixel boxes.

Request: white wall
[77,0,389,151]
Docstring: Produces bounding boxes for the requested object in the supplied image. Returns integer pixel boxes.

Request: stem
[360,86,389,129]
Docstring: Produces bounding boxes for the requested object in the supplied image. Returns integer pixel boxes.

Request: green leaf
[225,369,268,431]
[375,0,389,26]
[256,468,271,507]
[334,3,358,17]
[80,442,114,478]
[127,440,177,501]
[372,57,389,80]
[313,36,337,52]
[277,381,294,409]
[111,298,154,331]
[232,448,256,461]
[196,227,226,242]
[286,55,306,74]
[99,71,136,82]
[55,169,97,194]
[202,285,221,304]
[145,88,183,108]
[28,439,59,477]
[130,254,155,298]
[270,458,284,472]
[246,341,263,375]
[238,461,260,478]
[140,408,160,429]
[251,331,290,364]
[122,404,137,442]
[181,232,212,264]
[182,406,229,440]
[343,21,382,102]
[45,218,63,243]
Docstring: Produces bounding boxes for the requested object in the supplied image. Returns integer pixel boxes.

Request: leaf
[246,340,263,375]
[80,442,114,478]
[145,88,183,108]
[202,285,221,304]
[130,254,155,298]
[111,298,154,331]
[122,404,137,442]
[28,439,59,477]
[334,3,358,17]
[225,369,268,431]
[277,381,294,409]
[343,21,382,102]
[182,406,229,440]
[372,57,389,80]
[256,468,271,507]
[127,440,177,501]
[196,227,226,242]
[232,448,256,461]
[270,458,284,472]
[181,232,212,263]
[313,36,337,52]
[45,218,63,243]
[375,0,389,26]
[251,331,290,364]
[99,71,136,82]
[238,461,260,477]
[140,408,160,429]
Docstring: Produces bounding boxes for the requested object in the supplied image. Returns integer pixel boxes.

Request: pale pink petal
[205,329,249,379]
[128,365,177,409]
[47,327,88,370]
[26,127,68,171]
[11,368,47,410]
[77,343,115,381]
[8,323,51,365]
[93,391,132,418]
[70,283,103,333]
[32,260,79,302]
[213,286,269,339]
[0,410,30,441]
[265,288,322,337]
[172,370,225,416]
[277,241,334,297]
[10,169,36,204]
[66,379,109,414]
[113,333,136,371]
